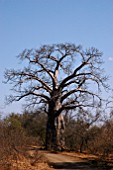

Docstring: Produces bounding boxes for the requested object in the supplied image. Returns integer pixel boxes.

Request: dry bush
[64,116,113,157]
[87,121,113,156]
[0,121,27,169]
[64,117,90,152]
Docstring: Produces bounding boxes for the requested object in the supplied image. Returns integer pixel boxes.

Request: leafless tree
[4,43,108,150]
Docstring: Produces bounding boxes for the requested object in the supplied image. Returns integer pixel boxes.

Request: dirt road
[44,152,111,170]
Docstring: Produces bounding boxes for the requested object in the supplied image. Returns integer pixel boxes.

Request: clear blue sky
[0,0,113,116]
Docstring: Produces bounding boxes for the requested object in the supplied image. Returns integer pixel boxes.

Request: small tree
[64,110,100,152]
[4,43,108,150]
[21,111,47,145]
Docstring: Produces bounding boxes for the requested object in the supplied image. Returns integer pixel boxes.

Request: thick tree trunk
[45,114,65,151]
[45,91,65,151]
[45,115,57,150]
[55,114,65,150]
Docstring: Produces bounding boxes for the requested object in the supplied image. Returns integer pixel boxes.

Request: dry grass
[1,149,113,170]
[0,122,53,170]
[0,149,53,170]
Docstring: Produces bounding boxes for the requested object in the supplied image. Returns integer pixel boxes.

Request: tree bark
[45,115,57,150]
[55,114,65,150]
[45,114,65,151]
[45,94,65,151]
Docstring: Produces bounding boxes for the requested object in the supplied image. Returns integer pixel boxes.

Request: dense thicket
[1,110,113,156]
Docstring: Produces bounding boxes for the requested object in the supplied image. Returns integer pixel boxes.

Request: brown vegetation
[0,110,113,169]
[0,117,52,170]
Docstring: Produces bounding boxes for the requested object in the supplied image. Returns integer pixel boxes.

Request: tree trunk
[55,114,65,150]
[45,114,65,151]
[45,115,57,150]
[80,137,84,153]
[45,91,65,151]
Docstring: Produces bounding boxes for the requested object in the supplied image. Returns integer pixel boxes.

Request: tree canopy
[4,43,109,150]
[4,43,108,114]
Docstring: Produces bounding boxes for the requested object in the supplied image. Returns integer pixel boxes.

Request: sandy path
[45,152,82,162]
[44,152,110,170]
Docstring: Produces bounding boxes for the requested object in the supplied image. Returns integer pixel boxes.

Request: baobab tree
[4,43,108,150]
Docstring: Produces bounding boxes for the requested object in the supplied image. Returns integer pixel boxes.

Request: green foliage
[20,111,47,144]
[4,111,47,145]
[5,113,22,129]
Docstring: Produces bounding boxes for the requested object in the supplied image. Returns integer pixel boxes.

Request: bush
[0,119,27,169]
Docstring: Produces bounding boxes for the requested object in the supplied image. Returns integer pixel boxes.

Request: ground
[0,147,113,170]
[44,151,113,169]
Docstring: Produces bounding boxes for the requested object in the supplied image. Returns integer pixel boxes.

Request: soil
[43,151,113,170]
[1,147,113,170]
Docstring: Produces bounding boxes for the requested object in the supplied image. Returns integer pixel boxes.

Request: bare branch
[4,43,109,113]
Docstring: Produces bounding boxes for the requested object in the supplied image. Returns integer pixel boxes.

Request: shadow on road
[49,160,112,169]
